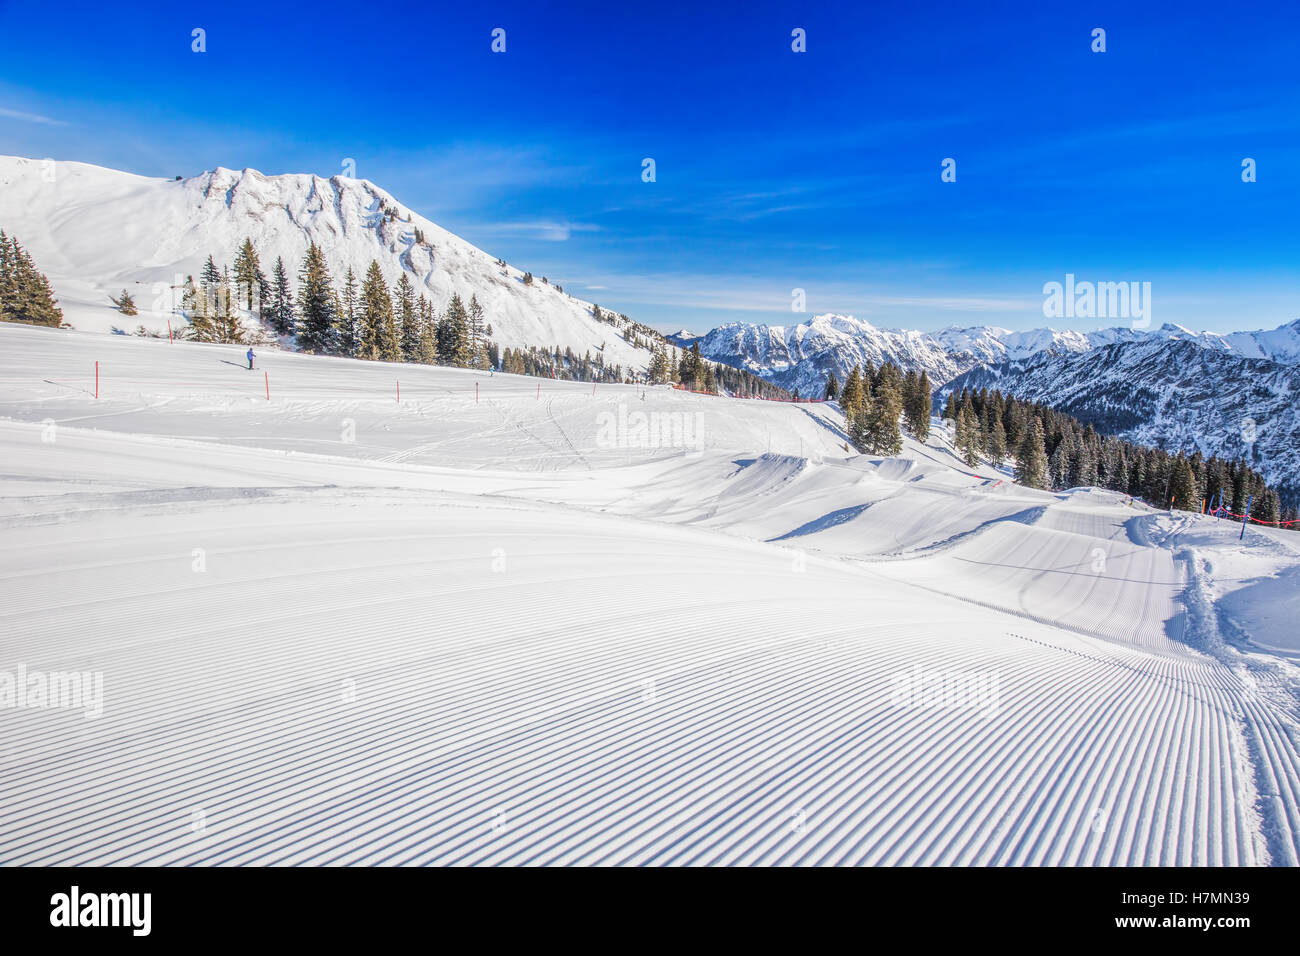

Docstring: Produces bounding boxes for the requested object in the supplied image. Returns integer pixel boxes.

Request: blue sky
[2,0,1299,335]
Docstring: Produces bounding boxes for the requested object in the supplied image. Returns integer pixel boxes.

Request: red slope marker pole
[265,371,270,401]
[95,361,98,399]
[167,319,173,343]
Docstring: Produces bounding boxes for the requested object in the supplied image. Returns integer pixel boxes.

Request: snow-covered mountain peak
[0,155,653,370]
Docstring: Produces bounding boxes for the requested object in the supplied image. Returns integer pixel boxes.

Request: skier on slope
[247,347,256,371]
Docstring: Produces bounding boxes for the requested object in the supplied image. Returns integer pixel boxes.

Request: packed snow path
[1,325,1297,865]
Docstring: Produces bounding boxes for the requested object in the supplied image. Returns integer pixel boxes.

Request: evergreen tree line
[676,342,719,393]
[0,230,63,327]
[825,361,932,456]
[499,345,624,383]
[941,386,1295,525]
[659,341,790,399]
[180,238,495,368]
[168,237,789,393]
[495,339,787,396]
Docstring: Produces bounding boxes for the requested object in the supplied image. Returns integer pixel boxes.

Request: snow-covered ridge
[693,313,1106,396]
[941,338,1300,501]
[0,155,652,370]
[694,312,1300,397]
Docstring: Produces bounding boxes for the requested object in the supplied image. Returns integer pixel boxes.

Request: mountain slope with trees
[940,339,1300,507]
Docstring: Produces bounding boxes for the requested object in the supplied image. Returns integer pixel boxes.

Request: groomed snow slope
[2,323,1298,866]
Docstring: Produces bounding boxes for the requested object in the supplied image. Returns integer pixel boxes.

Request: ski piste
[1,322,1297,866]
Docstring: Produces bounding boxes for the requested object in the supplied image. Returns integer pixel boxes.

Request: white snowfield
[2,323,1298,866]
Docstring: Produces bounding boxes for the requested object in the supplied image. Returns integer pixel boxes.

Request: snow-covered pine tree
[1204,456,1228,510]
[215,265,242,343]
[1003,401,1025,452]
[233,238,264,312]
[1126,448,1145,499]
[958,391,977,444]
[1014,417,1049,489]
[1078,440,1099,488]
[467,294,487,368]
[359,261,394,362]
[1062,433,1084,487]
[200,255,222,289]
[0,232,12,316]
[265,256,296,336]
[438,294,470,367]
[111,290,138,316]
[255,263,269,319]
[824,371,839,402]
[873,360,900,395]
[903,370,931,440]
[418,296,438,364]
[863,384,904,457]
[184,277,216,342]
[677,343,702,389]
[337,267,359,358]
[978,402,994,456]
[1049,439,1069,490]
[395,273,420,363]
[1146,451,1171,505]
[1169,456,1199,511]
[955,404,981,467]
[1230,462,1248,514]
[848,395,870,451]
[648,343,672,384]
[988,415,1007,465]
[1099,437,1123,489]
[296,243,337,353]
[1253,487,1280,524]
[1189,451,1206,500]
[941,390,958,422]
[0,232,64,327]
[841,364,864,413]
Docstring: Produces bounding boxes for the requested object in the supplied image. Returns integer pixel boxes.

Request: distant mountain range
[685,312,1300,398]
[940,338,1300,499]
[687,312,1300,496]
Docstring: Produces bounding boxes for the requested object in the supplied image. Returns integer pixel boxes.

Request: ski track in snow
[0,324,1297,866]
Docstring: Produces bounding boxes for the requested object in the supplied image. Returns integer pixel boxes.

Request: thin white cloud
[0,106,66,126]
[561,270,1036,317]
[863,294,1031,312]
[481,220,601,242]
